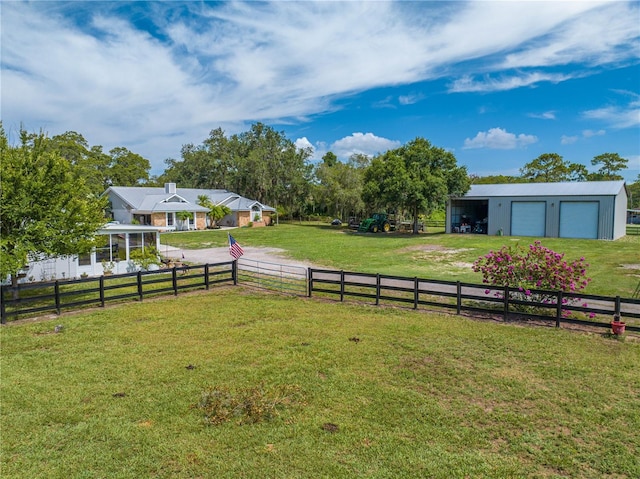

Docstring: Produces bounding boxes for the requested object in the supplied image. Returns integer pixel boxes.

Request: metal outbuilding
[446,180,628,240]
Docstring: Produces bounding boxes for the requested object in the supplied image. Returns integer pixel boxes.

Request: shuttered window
[511,202,546,237]
[559,202,599,239]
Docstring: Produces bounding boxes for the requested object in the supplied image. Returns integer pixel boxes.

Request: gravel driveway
[159,244,318,270]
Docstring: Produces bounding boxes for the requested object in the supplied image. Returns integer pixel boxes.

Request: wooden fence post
[100,276,105,307]
[172,267,178,295]
[414,277,419,309]
[55,281,61,315]
[503,285,509,321]
[204,264,210,290]
[307,268,313,297]
[340,271,345,302]
[137,271,143,301]
[232,261,237,285]
[615,296,621,317]
[456,282,462,315]
[1,287,6,324]
[556,291,563,328]
[376,274,381,306]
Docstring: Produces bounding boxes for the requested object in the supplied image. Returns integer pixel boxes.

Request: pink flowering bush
[472,241,592,317]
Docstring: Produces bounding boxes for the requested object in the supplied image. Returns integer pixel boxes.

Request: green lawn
[161,223,640,297]
[2,289,639,478]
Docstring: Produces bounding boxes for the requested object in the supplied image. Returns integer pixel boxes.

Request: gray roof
[106,186,275,213]
[463,180,626,198]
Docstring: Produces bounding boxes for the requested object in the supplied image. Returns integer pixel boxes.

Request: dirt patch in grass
[620,264,640,269]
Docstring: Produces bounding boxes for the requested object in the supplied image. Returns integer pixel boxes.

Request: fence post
[503,285,509,321]
[340,270,345,302]
[55,281,61,315]
[137,271,143,301]
[1,287,6,324]
[414,277,419,310]
[232,261,237,285]
[172,267,178,295]
[456,282,461,315]
[204,264,210,290]
[556,291,563,328]
[307,268,313,297]
[100,276,105,307]
[376,274,381,306]
[615,296,621,316]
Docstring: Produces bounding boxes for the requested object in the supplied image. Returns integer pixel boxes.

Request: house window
[252,205,262,222]
[78,253,91,266]
[95,235,112,262]
[167,213,174,226]
[189,213,195,228]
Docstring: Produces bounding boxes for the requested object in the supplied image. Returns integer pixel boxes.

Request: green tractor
[358,213,395,233]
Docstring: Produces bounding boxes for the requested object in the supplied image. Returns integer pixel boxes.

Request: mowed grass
[2,288,639,478]
[161,223,640,297]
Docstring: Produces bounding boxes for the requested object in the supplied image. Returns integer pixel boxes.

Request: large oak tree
[362,137,470,233]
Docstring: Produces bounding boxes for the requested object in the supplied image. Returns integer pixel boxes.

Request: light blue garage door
[559,202,599,239]
[511,202,546,237]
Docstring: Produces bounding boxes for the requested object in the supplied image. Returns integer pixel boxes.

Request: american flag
[228,233,244,259]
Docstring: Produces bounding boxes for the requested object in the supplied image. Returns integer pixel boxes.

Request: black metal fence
[308,268,640,332]
[1,262,236,323]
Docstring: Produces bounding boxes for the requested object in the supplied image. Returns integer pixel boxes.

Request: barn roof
[463,180,626,198]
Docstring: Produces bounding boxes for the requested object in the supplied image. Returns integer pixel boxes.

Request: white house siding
[109,193,133,224]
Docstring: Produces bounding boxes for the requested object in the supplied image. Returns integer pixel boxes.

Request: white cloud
[500,2,639,69]
[582,94,640,129]
[582,129,606,138]
[449,72,572,93]
[529,111,556,120]
[398,93,424,106]
[294,137,314,153]
[1,0,637,172]
[561,135,579,145]
[331,133,401,159]
[463,128,538,150]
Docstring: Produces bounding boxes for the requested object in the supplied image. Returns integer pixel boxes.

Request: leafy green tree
[163,123,313,216]
[520,153,578,182]
[470,174,526,184]
[0,124,107,283]
[314,156,365,220]
[107,147,150,186]
[322,151,338,167]
[589,153,628,180]
[627,174,640,209]
[363,137,470,233]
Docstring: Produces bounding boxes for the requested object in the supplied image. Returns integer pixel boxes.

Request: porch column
[125,233,130,261]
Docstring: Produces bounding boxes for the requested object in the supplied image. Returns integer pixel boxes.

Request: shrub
[129,247,162,271]
[472,241,592,317]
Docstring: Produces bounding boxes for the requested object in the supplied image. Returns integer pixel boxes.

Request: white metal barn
[446,180,628,240]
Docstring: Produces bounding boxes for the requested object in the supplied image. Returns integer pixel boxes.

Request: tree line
[1,121,637,282]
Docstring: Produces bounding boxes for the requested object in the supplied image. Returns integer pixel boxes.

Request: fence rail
[1,262,236,323]
[3,261,640,335]
[308,268,640,332]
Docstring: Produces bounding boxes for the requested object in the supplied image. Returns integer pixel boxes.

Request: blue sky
[2,1,639,182]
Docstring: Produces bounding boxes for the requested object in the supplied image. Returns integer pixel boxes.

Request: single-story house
[446,180,628,240]
[105,183,275,230]
[13,222,162,283]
